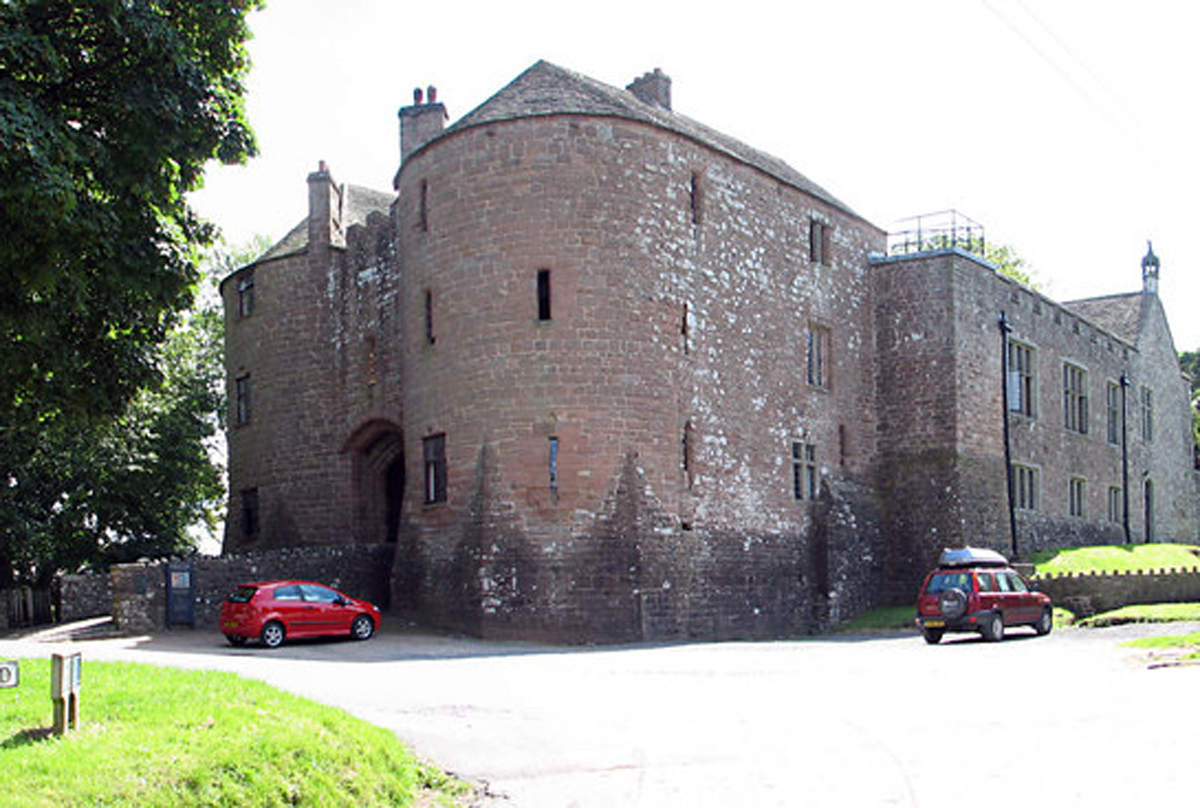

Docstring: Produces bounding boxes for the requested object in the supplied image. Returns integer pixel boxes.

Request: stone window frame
[1006,339,1036,418]
[235,374,252,426]
[1013,463,1038,511]
[808,218,831,266]
[548,436,559,495]
[424,288,435,345]
[422,433,447,505]
[237,270,255,318]
[1141,385,1153,442]
[791,440,819,501]
[1105,380,1122,445]
[806,323,831,390]
[688,171,704,225]
[536,269,552,322]
[1107,485,1123,523]
[1069,476,1086,518]
[1062,361,1088,435]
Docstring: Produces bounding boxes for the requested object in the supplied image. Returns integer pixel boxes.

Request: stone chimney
[1141,240,1160,295]
[307,160,345,251]
[626,68,672,111]
[399,85,449,166]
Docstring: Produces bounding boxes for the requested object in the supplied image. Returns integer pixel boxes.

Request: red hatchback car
[219,580,381,648]
[915,548,1052,644]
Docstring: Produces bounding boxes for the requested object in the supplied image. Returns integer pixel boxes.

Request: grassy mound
[1032,543,1200,575]
[0,659,472,807]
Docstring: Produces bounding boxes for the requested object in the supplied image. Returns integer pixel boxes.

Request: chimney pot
[413,87,423,104]
[428,85,437,103]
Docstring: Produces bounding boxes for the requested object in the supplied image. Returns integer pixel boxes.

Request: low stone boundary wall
[1032,567,1200,617]
[59,573,113,622]
[108,544,394,634]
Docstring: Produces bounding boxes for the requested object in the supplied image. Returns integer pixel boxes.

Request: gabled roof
[254,184,395,264]
[442,60,864,222]
[1063,292,1144,346]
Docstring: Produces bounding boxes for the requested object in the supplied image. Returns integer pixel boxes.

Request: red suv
[915,548,1052,644]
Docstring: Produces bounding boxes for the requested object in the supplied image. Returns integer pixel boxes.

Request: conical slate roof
[440,60,863,220]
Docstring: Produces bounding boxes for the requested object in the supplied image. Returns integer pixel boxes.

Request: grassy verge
[836,605,915,632]
[1032,543,1200,575]
[1076,602,1200,628]
[1124,630,1200,661]
[0,659,475,807]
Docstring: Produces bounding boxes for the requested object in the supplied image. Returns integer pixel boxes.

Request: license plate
[924,619,945,628]
[223,620,237,628]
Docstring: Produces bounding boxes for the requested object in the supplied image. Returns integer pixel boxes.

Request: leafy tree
[1181,350,1200,461]
[0,0,261,584]
[983,243,1040,289]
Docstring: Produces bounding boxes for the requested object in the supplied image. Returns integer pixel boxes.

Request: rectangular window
[689,172,703,225]
[418,179,429,232]
[1108,486,1123,523]
[235,374,252,426]
[1013,464,1038,510]
[537,269,552,321]
[240,488,259,539]
[237,271,255,318]
[423,433,447,504]
[791,441,818,501]
[1006,341,1035,417]
[1062,362,1088,434]
[1141,386,1153,442]
[806,326,828,388]
[424,289,435,345]
[809,219,830,265]
[1069,477,1086,518]
[548,436,559,494]
[1106,381,1121,445]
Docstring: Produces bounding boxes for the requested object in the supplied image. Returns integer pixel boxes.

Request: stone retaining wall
[59,573,113,622]
[1032,567,1200,616]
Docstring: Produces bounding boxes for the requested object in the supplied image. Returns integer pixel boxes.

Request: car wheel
[351,614,375,641]
[1035,607,1053,636]
[981,612,1004,642]
[260,620,286,649]
[921,627,944,645]
[938,588,969,620]
[225,634,247,647]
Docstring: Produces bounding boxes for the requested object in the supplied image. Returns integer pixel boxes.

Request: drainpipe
[1120,372,1131,542]
[999,312,1019,558]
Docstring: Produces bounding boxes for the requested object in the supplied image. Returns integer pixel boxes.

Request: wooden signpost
[51,653,82,735]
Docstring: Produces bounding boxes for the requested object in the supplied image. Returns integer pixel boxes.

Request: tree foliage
[0,1,262,584]
[0,0,260,422]
[1180,350,1200,459]
[983,242,1040,289]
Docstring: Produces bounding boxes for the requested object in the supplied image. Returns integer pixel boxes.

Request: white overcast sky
[190,0,1200,351]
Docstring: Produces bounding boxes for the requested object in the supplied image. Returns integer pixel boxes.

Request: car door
[1004,572,1039,625]
[300,584,352,634]
[270,584,311,636]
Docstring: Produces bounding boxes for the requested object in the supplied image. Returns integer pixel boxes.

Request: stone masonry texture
[219,61,1200,643]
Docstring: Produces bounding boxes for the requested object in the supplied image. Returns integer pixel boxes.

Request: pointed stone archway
[343,420,405,545]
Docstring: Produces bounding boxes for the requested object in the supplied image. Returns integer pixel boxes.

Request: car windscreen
[226,585,257,603]
[924,572,972,594]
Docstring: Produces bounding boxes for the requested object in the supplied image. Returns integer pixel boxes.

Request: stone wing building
[220,61,1200,641]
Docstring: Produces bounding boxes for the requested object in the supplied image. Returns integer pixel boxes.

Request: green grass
[1124,630,1200,661]
[0,659,474,807]
[837,606,916,632]
[1077,602,1200,627]
[1032,543,1200,575]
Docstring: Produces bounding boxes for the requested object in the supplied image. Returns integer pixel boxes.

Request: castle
[220,61,1199,641]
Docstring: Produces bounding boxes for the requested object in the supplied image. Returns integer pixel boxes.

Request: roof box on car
[938,547,1009,568]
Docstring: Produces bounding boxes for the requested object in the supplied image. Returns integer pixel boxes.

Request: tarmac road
[2,619,1197,807]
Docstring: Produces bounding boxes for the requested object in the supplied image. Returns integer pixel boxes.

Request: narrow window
[241,488,260,539]
[1062,362,1088,434]
[235,374,252,426]
[1013,464,1038,510]
[1006,341,1035,417]
[689,172,703,225]
[1106,382,1121,445]
[806,325,829,388]
[1144,479,1155,540]
[1108,486,1123,523]
[1069,477,1086,518]
[537,269,552,321]
[681,302,690,355]
[418,179,429,232]
[682,420,694,487]
[365,336,378,386]
[548,436,559,494]
[237,271,255,318]
[423,433,447,504]
[424,289,435,345]
[791,441,819,501]
[1141,386,1153,442]
[809,219,831,265]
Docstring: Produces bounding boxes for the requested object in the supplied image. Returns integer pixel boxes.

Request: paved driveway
[2,620,1197,807]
